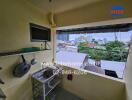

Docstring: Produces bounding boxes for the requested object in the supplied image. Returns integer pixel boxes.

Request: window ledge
[57,63,125,84]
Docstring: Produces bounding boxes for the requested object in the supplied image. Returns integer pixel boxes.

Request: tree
[105,41,124,51]
[91,50,103,60]
[78,40,128,62]
[78,42,88,52]
[105,41,127,61]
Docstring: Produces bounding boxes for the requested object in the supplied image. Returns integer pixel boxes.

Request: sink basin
[32,67,60,82]
[43,68,54,79]
[31,66,62,100]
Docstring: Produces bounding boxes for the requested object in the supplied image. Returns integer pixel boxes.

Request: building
[57,33,69,41]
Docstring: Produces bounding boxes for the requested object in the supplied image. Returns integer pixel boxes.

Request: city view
[56,31,132,79]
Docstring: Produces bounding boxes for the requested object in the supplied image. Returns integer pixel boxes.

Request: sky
[69,30,132,43]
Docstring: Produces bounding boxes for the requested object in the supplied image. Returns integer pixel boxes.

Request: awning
[57,23,132,34]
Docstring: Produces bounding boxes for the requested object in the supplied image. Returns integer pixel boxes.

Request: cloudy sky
[69,30,132,42]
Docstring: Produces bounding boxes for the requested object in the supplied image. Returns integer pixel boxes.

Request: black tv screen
[30,23,51,42]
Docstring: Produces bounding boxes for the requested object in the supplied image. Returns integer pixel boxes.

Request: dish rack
[31,67,62,100]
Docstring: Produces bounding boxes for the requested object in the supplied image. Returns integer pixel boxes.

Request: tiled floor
[47,87,83,100]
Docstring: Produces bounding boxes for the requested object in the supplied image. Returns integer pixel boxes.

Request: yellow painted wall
[125,42,132,100]
[56,0,132,27]
[61,67,125,100]
[0,0,53,100]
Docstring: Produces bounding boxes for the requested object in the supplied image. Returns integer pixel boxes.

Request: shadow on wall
[0,55,43,100]
[61,67,126,100]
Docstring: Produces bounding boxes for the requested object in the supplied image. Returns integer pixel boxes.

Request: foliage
[78,42,88,52]
[89,50,103,61]
[78,41,128,62]
[105,41,124,51]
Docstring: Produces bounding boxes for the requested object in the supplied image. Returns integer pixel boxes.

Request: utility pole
[114,32,118,41]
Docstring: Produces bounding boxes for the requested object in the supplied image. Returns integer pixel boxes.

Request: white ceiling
[27,0,103,14]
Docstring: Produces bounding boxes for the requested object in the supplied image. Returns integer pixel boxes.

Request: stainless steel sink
[31,66,62,99]
[32,67,61,82]
[43,68,54,79]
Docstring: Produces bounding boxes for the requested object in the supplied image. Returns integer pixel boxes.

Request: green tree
[105,41,127,61]
[78,42,87,52]
[78,41,128,62]
[105,41,124,51]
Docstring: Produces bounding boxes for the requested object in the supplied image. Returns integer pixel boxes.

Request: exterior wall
[0,0,53,100]
[56,0,132,27]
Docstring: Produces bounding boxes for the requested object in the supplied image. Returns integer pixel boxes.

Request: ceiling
[27,0,103,14]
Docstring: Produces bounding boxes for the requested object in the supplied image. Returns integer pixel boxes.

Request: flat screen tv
[30,23,51,42]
